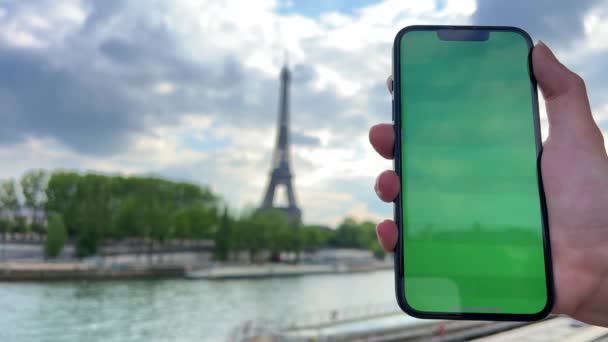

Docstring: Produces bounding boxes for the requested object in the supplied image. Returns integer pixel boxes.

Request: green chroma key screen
[398,30,548,314]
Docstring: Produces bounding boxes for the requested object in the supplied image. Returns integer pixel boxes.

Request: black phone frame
[392,25,555,321]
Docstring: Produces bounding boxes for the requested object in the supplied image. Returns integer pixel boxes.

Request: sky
[0,0,608,226]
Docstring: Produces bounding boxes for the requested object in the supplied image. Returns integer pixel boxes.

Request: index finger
[369,76,395,158]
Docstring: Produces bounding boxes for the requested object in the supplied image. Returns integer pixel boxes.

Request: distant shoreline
[0,262,185,281]
[186,262,392,280]
[0,261,392,281]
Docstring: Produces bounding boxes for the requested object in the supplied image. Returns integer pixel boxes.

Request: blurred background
[0,0,607,341]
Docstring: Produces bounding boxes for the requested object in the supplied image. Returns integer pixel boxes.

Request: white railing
[227,302,400,341]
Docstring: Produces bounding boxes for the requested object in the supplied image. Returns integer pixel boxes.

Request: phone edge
[391,25,555,321]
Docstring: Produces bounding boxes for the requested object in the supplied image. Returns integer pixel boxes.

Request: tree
[330,217,364,248]
[301,225,330,251]
[172,208,192,241]
[21,169,47,233]
[360,220,377,250]
[370,243,386,259]
[0,179,21,233]
[43,170,223,258]
[116,196,140,237]
[73,174,113,257]
[0,186,12,259]
[234,210,265,263]
[0,179,19,212]
[248,209,293,262]
[147,199,172,258]
[0,218,9,238]
[44,214,67,258]
[326,218,380,256]
[187,204,218,240]
[46,171,80,235]
[215,207,232,261]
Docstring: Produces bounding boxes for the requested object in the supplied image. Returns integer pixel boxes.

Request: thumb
[532,42,599,141]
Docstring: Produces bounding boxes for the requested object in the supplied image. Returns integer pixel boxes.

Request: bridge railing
[228,302,401,341]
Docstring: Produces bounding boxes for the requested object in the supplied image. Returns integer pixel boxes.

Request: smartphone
[392,25,554,321]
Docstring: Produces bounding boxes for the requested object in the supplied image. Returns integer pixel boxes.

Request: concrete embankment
[186,262,392,280]
[0,262,184,281]
[0,261,392,281]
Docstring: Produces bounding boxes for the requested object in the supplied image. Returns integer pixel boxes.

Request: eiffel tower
[259,64,302,222]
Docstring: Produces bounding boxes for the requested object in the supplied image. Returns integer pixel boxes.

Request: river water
[0,270,413,341]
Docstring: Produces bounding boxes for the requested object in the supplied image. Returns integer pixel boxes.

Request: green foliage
[6,169,387,261]
[0,179,20,220]
[0,218,10,234]
[225,213,383,263]
[21,170,47,228]
[75,228,101,258]
[186,204,218,239]
[0,179,19,210]
[300,225,331,251]
[252,209,291,253]
[215,207,232,261]
[329,218,379,253]
[230,209,292,262]
[21,170,46,206]
[44,214,67,258]
[172,208,191,239]
[12,216,28,234]
[0,179,25,233]
[370,243,386,259]
[45,171,220,258]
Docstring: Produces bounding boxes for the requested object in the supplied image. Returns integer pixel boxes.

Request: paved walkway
[472,317,608,342]
[187,262,392,280]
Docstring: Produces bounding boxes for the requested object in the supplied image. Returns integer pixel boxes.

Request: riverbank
[186,262,392,280]
[0,260,392,281]
[0,261,184,281]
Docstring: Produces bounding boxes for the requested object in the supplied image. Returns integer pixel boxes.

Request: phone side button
[391,100,395,121]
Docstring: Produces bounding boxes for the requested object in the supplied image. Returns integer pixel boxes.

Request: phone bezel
[392,25,555,321]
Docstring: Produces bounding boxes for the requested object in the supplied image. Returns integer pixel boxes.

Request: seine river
[0,270,408,341]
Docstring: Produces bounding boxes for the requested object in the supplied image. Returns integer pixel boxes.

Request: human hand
[370,42,608,326]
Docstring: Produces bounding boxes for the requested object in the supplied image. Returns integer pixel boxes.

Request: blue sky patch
[277,0,382,17]
[180,133,230,153]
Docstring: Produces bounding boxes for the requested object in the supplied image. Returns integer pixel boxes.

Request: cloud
[291,131,322,146]
[0,47,139,154]
[0,0,368,158]
[473,0,603,47]
[0,0,606,225]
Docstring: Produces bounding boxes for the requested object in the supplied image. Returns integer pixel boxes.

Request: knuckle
[593,126,605,146]
[569,72,587,91]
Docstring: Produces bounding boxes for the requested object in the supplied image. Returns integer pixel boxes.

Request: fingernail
[374,176,383,198]
[376,225,384,243]
[537,40,557,61]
